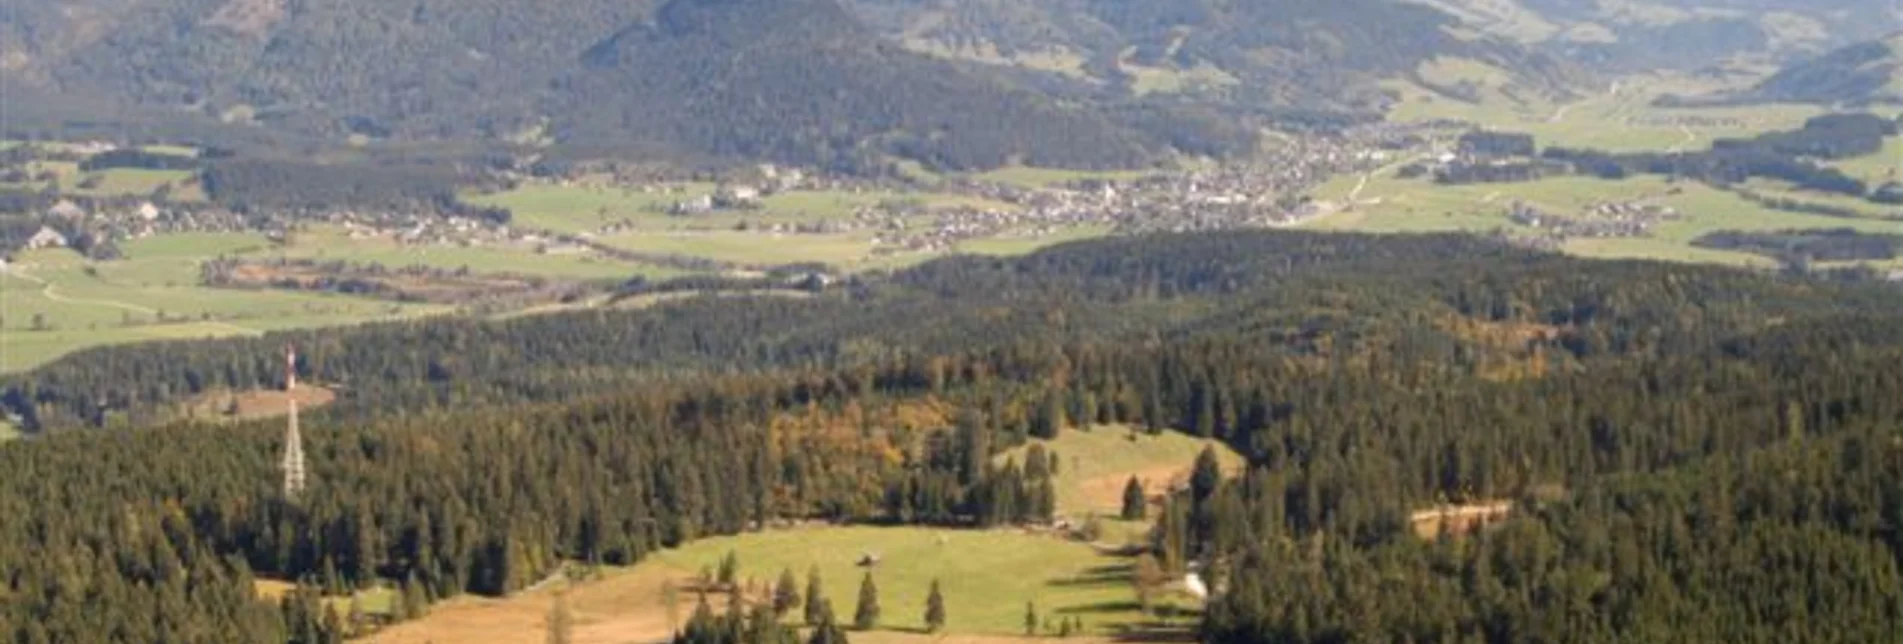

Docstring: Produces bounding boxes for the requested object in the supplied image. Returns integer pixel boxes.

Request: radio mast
[281,344,308,498]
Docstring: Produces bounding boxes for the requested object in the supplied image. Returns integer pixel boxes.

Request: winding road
[3,265,256,335]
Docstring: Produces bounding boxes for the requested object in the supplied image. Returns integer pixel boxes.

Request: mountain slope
[553,0,1163,171]
[3,0,1581,161]
[1739,34,1903,106]
[1412,0,1896,69]
[851,0,1585,112]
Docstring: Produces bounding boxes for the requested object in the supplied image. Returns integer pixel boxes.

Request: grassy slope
[1831,137,1901,186]
[996,426,1245,517]
[1388,70,1826,151]
[365,425,1234,643]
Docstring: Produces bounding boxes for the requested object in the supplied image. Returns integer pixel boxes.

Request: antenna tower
[281,344,308,497]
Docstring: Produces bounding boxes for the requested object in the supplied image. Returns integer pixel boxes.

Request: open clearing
[998,426,1245,517]
[182,385,337,422]
[367,526,1192,644]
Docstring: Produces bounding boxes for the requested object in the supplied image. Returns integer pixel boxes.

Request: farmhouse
[24,226,68,250]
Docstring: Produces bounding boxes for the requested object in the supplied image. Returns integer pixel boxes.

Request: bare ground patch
[185,385,336,421]
[1408,500,1514,540]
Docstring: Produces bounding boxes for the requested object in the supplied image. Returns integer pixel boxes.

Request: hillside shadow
[1106,620,1200,642]
[1045,563,1132,587]
[1053,600,1143,614]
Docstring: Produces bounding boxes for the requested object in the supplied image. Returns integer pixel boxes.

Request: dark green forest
[2,231,1901,642]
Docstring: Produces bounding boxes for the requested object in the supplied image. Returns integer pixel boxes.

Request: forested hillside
[1419,0,1894,70]
[1727,34,1903,106]
[0,0,1574,168]
[1,231,1901,642]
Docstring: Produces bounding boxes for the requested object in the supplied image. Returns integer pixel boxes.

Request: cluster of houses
[1505,198,1683,242]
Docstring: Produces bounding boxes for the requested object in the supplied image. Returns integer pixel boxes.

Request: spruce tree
[717,551,739,588]
[803,566,825,626]
[852,572,880,630]
[1120,476,1147,520]
[773,568,802,617]
[924,579,946,632]
[806,600,849,644]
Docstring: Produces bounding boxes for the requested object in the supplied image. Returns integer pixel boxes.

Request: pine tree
[924,579,946,632]
[803,567,826,626]
[773,568,802,617]
[1024,601,1038,636]
[852,572,880,630]
[1120,476,1147,520]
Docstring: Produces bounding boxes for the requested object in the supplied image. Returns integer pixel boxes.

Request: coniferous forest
[1,230,1900,642]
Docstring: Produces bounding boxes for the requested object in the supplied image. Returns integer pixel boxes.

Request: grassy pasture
[954,225,1114,257]
[0,247,442,372]
[997,425,1245,518]
[1386,70,1826,151]
[254,226,678,281]
[72,168,199,200]
[598,230,879,267]
[365,421,1236,644]
[463,183,715,234]
[1300,170,1902,267]
[1832,138,1901,186]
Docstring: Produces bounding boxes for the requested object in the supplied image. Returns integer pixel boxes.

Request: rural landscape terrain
[1,0,1901,642]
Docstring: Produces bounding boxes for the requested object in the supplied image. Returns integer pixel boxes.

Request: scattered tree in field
[1121,476,1147,520]
[852,572,880,630]
[717,551,739,587]
[924,579,946,632]
[1133,553,1167,615]
[803,567,826,626]
[663,581,681,633]
[806,599,849,644]
[773,568,801,617]
[1190,447,1221,507]
[547,590,573,644]
[1025,601,1038,636]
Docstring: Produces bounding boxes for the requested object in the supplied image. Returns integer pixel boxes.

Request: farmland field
[1385,69,1826,151]
[1301,169,1901,268]
[598,230,880,267]
[463,183,715,234]
[251,226,680,281]
[0,246,443,372]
